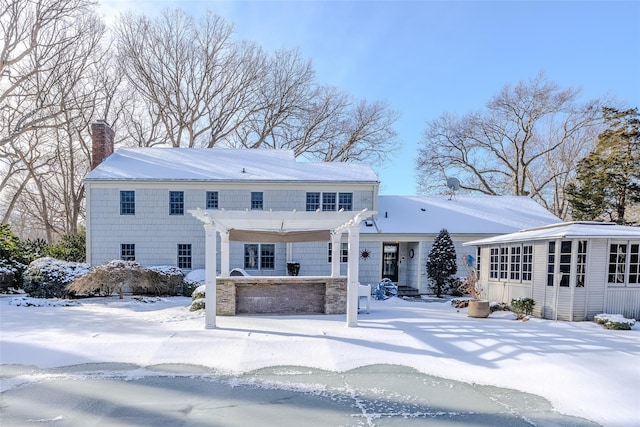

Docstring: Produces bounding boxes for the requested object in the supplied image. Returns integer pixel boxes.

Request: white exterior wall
[531,241,548,318]
[479,238,640,321]
[86,181,377,273]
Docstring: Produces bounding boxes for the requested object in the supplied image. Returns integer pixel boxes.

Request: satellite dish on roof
[446,177,460,199]
[446,177,460,191]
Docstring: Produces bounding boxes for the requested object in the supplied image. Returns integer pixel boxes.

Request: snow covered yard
[1,295,639,426]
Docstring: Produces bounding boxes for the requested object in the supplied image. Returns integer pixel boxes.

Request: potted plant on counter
[286,262,300,276]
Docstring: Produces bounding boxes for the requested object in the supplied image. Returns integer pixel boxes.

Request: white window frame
[328,242,348,263]
[608,241,640,287]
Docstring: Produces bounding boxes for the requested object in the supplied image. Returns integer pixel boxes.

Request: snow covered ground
[1,295,639,426]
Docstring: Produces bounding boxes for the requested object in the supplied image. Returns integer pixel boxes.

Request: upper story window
[251,192,263,210]
[121,243,135,261]
[608,242,640,286]
[169,191,184,215]
[338,192,353,211]
[206,191,219,209]
[306,192,353,212]
[120,191,135,215]
[306,192,320,211]
[322,193,336,211]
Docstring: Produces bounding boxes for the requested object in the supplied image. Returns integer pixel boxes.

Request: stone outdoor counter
[215,276,348,316]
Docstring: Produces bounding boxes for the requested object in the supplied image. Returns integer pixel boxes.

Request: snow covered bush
[182,269,205,297]
[594,313,636,330]
[190,284,206,311]
[68,260,183,298]
[133,265,184,296]
[511,297,535,320]
[22,258,90,298]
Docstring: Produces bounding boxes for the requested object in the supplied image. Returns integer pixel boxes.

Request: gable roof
[84,148,379,183]
[362,195,560,235]
[464,221,640,246]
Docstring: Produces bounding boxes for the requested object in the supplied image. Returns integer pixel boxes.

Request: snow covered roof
[85,148,379,183]
[362,195,560,235]
[464,221,640,246]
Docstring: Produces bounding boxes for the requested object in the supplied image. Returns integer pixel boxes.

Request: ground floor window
[547,240,586,287]
[328,242,348,263]
[576,241,587,287]
[608,242,640,286]
[244,244,275,270]
[522,245,533,281]
[489,247,499,279]
[177,244,192,269]
[121,243,135,261]
[488,244,533,282]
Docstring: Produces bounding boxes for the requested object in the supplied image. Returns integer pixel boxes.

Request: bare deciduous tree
[0,0,97,147]
[1,1,112,241]
[115,8,401,163]
[416,72,605,218]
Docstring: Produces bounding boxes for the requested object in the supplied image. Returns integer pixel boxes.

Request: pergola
[189,208,374,328]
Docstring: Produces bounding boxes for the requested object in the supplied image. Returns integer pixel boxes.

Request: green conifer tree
[567,107,640,224]
[426,229,457,297]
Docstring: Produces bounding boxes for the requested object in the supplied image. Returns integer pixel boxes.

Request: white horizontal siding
[605,288,640,320]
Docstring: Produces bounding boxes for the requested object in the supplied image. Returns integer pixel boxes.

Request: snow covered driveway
[1,296,638,426]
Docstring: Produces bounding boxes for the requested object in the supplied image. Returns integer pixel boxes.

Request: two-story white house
[84,121,562,297]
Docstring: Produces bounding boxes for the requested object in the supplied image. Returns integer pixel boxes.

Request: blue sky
[101,0,640,195]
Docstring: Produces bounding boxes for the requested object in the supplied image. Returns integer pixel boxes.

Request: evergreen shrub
[23,258,90,298]
[594,313,636,330]
[511,297,535,319]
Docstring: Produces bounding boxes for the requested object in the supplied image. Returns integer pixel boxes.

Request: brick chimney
[91,120,115,169]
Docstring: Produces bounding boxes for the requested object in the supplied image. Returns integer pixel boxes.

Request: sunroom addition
[466,222,640,321]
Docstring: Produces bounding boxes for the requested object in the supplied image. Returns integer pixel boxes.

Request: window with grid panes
[510,246,521,280]
[322,192,336,211]
[306,192,320,211]
[522,245,533,281]
[251,192,263,210]
[328,242,349,263]
[177,244,192,269]
[338,193,353,211]
[499,247,508,279]
[121,243,135,261]
[169,191,184,215]
[576,241,587,287]
[206,191,218,209]
[489,247,499,279]
[120,191,135,215]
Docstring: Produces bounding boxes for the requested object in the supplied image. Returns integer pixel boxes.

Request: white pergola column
[220,230,230,277]
[204,223,217,329]
[346,225,360,327]
[331,232,341,277]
